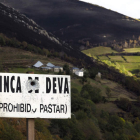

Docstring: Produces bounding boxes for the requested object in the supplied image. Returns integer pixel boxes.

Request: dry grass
[96,102,125,113]
[0,47,74,68]
[100,79,137,101]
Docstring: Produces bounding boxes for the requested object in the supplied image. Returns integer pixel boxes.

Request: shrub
[71,88,79,94]
[117,98,132,112]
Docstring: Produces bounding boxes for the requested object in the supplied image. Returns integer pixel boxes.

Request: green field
[124,56,140,63]
[82,46,117,56]
[109,56,125,62]
[99,56,109,60]
[82,46,140,75]
[123,48,140,53]
[120,62,140,71]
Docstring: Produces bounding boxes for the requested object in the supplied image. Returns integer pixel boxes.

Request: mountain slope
[2,0,140,49]
[0,2,92,63]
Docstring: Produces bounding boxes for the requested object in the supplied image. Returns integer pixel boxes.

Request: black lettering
[53,78,56,93]
[61,105,64,113]
[16,77,21,93]
[27,104,31,112]
[64,78,69,94]
[56,105,60,113]
[40,104,44,112]
[4,76,9,92]
[35,77,39,93]
[58,78,63,93]
[53,104,56,113]
[46,78,51,93]
[20,104,24,112]
[0,76,2,92]
[3,103,7,112]
[48,104,52,113]
[44,105,47,112]
[10,76,15,93]
[8,103,13,112]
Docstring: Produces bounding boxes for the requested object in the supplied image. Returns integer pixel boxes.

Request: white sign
[0,73,71,118]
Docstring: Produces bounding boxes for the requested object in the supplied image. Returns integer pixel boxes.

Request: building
[53,66,63,72]
[46,62,55,68]
[71,67,79,73]
[75,70,84,77]
[33,61,43,68]
[41,66,53,71]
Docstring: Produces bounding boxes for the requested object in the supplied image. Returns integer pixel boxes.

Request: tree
[21,41,27,48]
[118,98,132,112]
[0,36,5,46]
[71,88,79,94]
[106,87,111,99]
[63,64,70,75]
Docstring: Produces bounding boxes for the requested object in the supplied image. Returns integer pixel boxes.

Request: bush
[71,94,86,112]
[0,120,25,140]
[71,88,79,94]
[89,86,102,103]
[117,98,132,112]
[80,84,102,103]
[106,115,124,133]
[75,110,88,120]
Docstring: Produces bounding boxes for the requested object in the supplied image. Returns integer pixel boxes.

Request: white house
[33,61,43,68]
[75,70,84,77]
[53,66,63,72]
[71,67,79,73]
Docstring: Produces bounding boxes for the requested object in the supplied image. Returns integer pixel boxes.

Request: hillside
[0,2,91,63]
[0,46,140,140]
[2,0,140,50]
[0,45,139,140]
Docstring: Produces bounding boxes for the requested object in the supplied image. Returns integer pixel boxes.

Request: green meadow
[123,48,140,53]
[82,46,117,56]
[82,46,140,75]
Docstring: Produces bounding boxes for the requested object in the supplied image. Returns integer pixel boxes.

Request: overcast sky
[80,0,140,19]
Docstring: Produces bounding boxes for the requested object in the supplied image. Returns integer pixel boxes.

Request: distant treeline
[98,52,140,56]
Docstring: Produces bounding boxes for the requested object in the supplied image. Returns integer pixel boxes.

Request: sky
[80,0,140,19]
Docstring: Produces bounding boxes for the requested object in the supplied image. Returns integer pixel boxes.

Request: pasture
[82,46,117,56]
[82,46,140,75]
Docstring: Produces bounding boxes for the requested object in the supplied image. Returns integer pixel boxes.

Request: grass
[82,46,140,75]
[100,79,137,101]
[123,48,140,53]
[124,56,140,63]
[120,63,140,71]
[71,79,83,92]
[82,46,117,56]
[99,56,109,60]
[71,77,137,102]
[0,46,74,70]
[96,102,125,113]
[109,56,125,62]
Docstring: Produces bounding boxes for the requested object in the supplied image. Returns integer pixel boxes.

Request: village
[33,61,84,77]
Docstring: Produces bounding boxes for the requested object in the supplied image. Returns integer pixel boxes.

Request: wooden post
[26,118,35,140]
[26,71,35,140]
